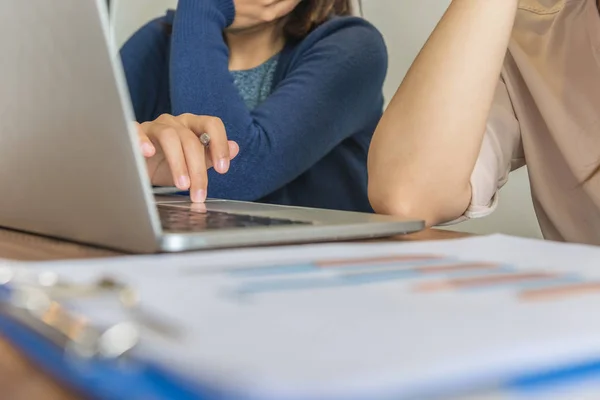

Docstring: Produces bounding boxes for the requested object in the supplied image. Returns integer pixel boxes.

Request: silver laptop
[0,0,424,253]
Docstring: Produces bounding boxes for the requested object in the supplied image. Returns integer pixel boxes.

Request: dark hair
[284,0,353,39]
[163,0,354,39]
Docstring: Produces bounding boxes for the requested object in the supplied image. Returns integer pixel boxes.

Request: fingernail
[217,158,230,173]
[177,175,190,189]
[193,189,207,203]
[142,142,154,156]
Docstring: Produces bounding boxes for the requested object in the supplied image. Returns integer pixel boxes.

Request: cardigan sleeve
[169,0,388,200]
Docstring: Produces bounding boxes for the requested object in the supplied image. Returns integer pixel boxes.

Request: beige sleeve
[443,77,524,225]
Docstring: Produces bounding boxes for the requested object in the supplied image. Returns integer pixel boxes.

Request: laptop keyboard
[158,205,312,232]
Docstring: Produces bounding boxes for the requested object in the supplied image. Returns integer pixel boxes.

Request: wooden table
[0,227,471,400]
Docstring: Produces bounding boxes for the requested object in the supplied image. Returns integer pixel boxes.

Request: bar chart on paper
[221,251,600,303]
[158,235,600,400]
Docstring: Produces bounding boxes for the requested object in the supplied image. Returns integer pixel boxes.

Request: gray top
[230,54,280,110]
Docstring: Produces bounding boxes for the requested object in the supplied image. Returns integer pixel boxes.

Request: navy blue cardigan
[120,0,388,212]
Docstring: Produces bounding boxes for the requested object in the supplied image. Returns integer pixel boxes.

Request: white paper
[16,235,600,399]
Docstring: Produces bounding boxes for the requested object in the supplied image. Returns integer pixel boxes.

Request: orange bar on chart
[316,255,443,268]
[415,272,557,292]
[519,282,600,301]
[416,262,499,274]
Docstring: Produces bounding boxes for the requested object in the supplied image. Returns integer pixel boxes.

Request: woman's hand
[230,0,302,30]
[136,114,240,203]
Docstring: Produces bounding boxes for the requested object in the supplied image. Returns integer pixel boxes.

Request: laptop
[0,0,424,253]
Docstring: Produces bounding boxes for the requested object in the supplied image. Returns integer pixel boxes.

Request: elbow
[368,183,438,227]
[367,150,473,226]
[368,179,468,227]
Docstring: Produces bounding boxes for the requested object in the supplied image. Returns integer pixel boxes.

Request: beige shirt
[465,0,600,244]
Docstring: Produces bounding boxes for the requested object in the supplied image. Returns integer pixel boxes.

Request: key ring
[4,283,140,359]
[0,267,180,359]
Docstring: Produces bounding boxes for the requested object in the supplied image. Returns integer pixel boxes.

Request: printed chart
[225,254,600,302]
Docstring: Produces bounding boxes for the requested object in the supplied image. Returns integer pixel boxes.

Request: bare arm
[367,0,519,225]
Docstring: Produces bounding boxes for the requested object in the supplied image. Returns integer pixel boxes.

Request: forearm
[368,0,518,224]
[169,0,248,122]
